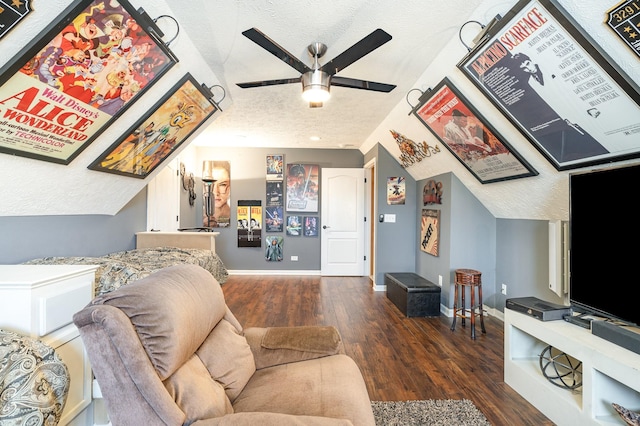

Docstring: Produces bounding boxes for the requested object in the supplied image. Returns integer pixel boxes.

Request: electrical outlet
[291,255,298,261]
[501,283,507,295]
[438,275,443,286]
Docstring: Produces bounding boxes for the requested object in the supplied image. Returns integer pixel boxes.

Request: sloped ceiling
[0,0,638,220]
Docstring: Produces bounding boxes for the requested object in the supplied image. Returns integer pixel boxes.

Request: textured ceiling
[163,0,484,149]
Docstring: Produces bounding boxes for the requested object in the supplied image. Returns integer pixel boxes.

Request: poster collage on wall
[239,155,320,260]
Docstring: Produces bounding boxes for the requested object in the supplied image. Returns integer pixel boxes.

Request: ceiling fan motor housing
[301,70,331,102]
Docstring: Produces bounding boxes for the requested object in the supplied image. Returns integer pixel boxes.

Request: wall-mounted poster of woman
[202,161,231,228]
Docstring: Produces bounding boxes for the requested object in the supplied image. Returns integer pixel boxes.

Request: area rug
[371,399,491,426]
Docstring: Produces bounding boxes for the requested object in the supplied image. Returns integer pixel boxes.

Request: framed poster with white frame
[457,0,640,170]
[286,164,319,213]
[0,0,177,164]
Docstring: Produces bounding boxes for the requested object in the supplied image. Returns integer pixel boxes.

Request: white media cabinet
[505,308,640,425]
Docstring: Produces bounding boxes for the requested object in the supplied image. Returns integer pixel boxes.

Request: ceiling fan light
[301,70,330,103]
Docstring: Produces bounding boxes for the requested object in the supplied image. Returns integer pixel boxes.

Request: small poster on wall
[423,180,443,205]
[265,235,284,261]
[265,206,283,232]
[420,209,440,256]
[387,177,406,205]
[286,215,302,236]
[237,200,261,247]
[266,154,284,180]
[266,181,284,206]
[304,216,318,237]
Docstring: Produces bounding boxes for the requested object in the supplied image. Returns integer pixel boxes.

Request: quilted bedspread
[23,247,228,296]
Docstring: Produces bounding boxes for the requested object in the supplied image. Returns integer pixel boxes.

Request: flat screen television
[569,163,640,326]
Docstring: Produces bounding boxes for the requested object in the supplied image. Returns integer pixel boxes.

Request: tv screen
[569,163,640,326]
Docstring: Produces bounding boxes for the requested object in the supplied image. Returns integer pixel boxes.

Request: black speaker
[591,320,640,356]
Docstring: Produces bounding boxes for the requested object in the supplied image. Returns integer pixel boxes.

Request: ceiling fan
[236,28,397,107]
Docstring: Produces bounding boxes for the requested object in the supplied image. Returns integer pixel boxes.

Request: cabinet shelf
[505,308,640,425]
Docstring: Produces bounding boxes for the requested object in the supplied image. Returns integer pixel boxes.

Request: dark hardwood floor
[222,275,554,426]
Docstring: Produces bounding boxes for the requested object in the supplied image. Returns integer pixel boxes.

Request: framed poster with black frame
[89,74,218,178]
[0,0,177,165]
[457,0,640,171]
[412,78,538,183]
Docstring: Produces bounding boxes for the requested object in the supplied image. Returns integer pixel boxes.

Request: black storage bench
[385,273,441,317]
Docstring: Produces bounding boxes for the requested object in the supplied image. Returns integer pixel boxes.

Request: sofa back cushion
[163,354,233,423]
[197,319,256,402]
[92,264,227,380]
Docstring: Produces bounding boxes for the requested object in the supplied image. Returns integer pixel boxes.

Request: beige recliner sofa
[73,264,375,426]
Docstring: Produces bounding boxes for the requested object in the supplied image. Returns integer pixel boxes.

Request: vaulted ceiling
[163,0,484,149]
[1,0,638,221]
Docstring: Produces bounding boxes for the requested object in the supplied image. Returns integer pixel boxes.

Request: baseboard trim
[228,270,321,276]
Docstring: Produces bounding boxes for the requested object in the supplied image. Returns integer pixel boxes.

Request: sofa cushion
[164,354,233,423]
[197,319,256,402]
[93,264,226,380]
[233,354,375,425]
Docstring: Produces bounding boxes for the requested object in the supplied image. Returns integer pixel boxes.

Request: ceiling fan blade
[331,76,396,92]
[242,28,311,75]
[320,29,392,75]
[237,77,301,88]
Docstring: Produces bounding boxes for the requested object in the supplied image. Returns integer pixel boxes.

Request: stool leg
[461,286,466,327]
[470,285,476,339]
[478,283,486,334]
[450,284,458,331]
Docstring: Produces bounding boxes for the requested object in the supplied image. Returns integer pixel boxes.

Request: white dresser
[0,265,97,426]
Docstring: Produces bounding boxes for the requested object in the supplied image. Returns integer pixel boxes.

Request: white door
[321,168,365,276]
[146,161,180,231]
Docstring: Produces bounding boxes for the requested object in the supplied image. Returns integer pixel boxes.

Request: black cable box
[505,297,570,321]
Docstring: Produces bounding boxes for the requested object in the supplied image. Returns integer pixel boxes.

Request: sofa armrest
[192,412,354,425]
[244,326,345,370]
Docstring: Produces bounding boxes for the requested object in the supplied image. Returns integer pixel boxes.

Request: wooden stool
[451,268,486,339]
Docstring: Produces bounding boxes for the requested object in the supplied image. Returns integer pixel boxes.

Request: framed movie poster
[89,74,218,178]
[387,176,406,204]
[286,164,319,213]
[266,181,284,207]
[0,0,177,164]
[265,206,283,232]
[457,0,640,170]
[265,236,283,262]
[413,78,537,183]
[266,154,284,180]
[237,200,261,247]
[286,215,302,236]
[303,216,318,237]
[420,209,440,257]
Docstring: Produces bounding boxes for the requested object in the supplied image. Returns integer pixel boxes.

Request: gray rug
[371,400,491,426]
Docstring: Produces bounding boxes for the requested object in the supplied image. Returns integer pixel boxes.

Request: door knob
[322,225,330,229]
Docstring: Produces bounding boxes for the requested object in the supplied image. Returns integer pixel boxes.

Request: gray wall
[366,144,417,286]
[191,147,364,271]
[496,218,564,308]
[415,172,453,305]
[1,189,146,264]
[1,144,562,314]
